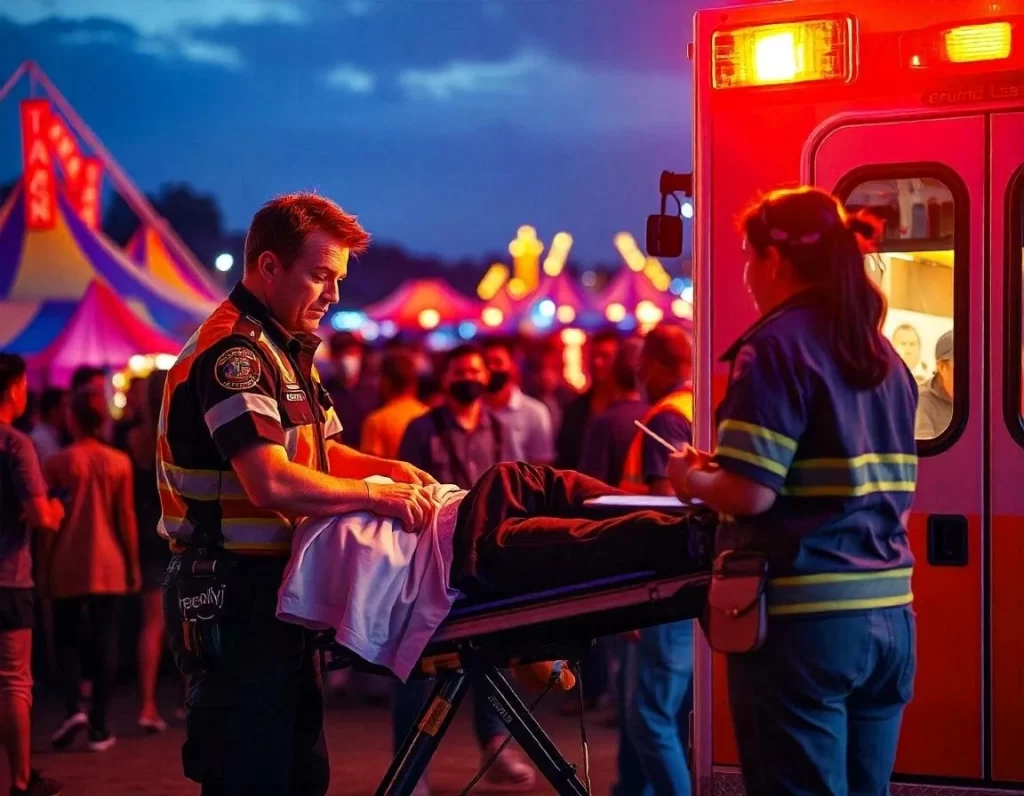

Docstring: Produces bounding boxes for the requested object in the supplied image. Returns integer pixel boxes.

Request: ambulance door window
[843,177,957,441]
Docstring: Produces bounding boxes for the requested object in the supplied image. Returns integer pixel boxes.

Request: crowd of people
[0,320,697,796]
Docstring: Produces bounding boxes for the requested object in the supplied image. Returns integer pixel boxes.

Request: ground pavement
[2,678,621,795]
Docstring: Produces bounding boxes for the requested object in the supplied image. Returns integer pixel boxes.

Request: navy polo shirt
[713,288,919,588]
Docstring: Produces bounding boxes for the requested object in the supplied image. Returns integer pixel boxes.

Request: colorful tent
[598,267,691,327]
[126,223,224,303]
[0,182,214,353]
[26,280,182,387]
[363,278,484,332]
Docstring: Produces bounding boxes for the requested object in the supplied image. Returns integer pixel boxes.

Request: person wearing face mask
[395,342,535,793]
[482,338,555,465]
[667,187,918,796]
[321,331,378,450]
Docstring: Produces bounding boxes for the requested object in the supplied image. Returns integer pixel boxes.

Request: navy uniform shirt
[398,405,515,490]
[642,390,693,486]
[713,287,918,615]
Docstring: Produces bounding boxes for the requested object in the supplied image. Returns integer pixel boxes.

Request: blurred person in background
[42,386,140,753]
[615,323,695,796]
[482,338,555,465]
[29,389,66,466]
[0,353,64,796]
[125,371,170,733]
[397,343,534,793]
[556,330,621,469]
[891,324,929,384]
[525,346,575,437]
[112,377,147,451]
[360,350,427,461]
[916,330,953,439]
[70,366,105,394]
[321,331,378,449]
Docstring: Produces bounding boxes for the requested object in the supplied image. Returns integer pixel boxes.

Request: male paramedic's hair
[244,192,371,270]
[742,186,887,389]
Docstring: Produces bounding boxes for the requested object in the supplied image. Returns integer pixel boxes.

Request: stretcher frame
[317,496,711,796]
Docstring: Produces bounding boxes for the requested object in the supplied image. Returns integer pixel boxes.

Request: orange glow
[418,308,440,329]
[477,263,509,300]
[507,277,527,298]
[481,307,504,327]
[606,302,626,323]
[712,18,853,88]
[944,22,1012,63]
[556,304,576,324]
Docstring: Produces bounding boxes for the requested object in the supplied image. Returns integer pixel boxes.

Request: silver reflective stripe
[324,407,343,439]
[221,519,292,546]
[283,426,299,460]
[161,463,246,501]
[159,516,193,539]
[204,392,281,434]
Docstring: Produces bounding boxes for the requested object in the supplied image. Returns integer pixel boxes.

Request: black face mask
[449,380,486,405]
[487,371,510,394]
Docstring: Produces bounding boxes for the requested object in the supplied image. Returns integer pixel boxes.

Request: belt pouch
[702,550,768,654]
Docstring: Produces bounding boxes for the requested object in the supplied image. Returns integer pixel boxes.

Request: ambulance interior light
[712,17,854,89]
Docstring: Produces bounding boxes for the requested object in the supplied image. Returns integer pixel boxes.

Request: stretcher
[317,495,716,796]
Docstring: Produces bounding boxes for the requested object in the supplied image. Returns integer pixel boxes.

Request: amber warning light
[712,18,854,89]
[904,20,1017,69]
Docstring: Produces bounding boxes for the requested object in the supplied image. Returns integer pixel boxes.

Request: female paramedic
[667,186,919,796]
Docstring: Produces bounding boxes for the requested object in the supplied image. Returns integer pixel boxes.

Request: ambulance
[646,1,1024,793]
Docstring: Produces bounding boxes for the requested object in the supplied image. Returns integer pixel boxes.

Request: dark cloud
[0,0,704,262]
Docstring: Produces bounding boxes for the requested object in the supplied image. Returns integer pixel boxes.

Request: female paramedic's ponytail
[742,187,890,389]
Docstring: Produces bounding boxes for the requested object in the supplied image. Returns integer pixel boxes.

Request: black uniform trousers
[163,554,329,796]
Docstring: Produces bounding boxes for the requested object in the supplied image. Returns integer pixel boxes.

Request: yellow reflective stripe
[790,453,917,469]
[718,420,797,451]
[768,593,913,616]
[160,463,245,501]
[715,445,788,477]
[259,333,296,382]
[222,541,292,553]
[324,407,343,438]
[781,482,916,497]
[770,567,913,587]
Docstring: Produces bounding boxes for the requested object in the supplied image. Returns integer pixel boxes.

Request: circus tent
[362,278,484,332]
[26,280,182,387]
[598,266,691,328]
[126,223,224,304]
[0,182,214,354]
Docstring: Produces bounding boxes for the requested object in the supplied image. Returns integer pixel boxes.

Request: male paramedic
[616,321,695,796]
[158,192,437,796]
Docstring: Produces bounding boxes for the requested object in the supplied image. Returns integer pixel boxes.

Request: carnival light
[418,309,441,330]
[215,253,234,272]
[556,304,576,324]
[606,302,627,323]
[481,307,504,327]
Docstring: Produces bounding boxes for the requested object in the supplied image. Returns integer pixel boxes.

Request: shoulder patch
[215,347,261,391]
[731,344,757,384]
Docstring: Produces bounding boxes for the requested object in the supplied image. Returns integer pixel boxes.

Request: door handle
[926,514,969,566]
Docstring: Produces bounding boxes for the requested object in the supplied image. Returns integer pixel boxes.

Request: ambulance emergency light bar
[711,17,855,89]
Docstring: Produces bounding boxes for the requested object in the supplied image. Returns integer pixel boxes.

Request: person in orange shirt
[360,350,427,461]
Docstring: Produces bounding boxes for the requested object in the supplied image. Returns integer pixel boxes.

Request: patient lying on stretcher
[276,462,712,680]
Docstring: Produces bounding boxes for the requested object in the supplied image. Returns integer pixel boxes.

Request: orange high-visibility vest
[618,390,693,494]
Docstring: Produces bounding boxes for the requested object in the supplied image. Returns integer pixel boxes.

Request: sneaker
[137,714,168,734]
[10,769,63,796]
[51,712,88,750]
[481,738,536,790]
[87,728,117,752]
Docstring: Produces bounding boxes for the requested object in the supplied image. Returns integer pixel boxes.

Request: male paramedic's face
[262,230,349,333]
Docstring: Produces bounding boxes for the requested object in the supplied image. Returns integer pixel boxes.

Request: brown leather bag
[701,550,768,654]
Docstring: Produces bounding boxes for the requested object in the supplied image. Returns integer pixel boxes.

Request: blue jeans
[615,620,694,796]
[727,606,916,796]
[392,677,506,752]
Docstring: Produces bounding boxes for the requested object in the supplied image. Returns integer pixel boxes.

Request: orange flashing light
[944,22,1012,63]
[712,17,854,89]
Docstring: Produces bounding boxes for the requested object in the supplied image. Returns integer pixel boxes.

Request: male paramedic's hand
[388,460,439,487]
[366,481,436,534]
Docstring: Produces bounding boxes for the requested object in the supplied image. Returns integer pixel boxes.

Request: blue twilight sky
[0,0,721,264]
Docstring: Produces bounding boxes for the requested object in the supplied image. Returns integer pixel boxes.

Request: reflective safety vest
[618,390,693,494]
[156,293,340,556]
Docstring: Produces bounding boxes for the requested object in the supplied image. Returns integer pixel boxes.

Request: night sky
[0,0,720,264]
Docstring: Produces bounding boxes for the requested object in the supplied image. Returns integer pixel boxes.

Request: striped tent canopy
[363,278,484,332]
[125,223,224,303]
[26,279,182,387]
[599,267,692,327]
[0,182,214,354]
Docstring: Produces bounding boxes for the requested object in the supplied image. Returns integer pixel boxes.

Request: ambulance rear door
[809,112,985,782]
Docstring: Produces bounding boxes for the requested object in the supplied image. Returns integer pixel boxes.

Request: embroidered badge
[731,344,757,384]
[215,347,261,391]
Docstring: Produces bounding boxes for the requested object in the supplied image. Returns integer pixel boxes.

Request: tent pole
[26,62,224,297]
[0,61,29,105]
